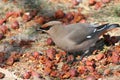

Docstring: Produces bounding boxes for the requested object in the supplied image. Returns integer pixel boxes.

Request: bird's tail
[87,24,120,38]
[95,24,119,36]
[96,24,120,32]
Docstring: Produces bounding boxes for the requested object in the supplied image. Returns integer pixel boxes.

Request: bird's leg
[79,50,90,60]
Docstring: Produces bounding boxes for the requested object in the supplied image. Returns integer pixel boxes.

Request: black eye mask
[36,26,51,33]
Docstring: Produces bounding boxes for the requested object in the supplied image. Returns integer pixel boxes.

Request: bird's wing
[65,23,96,44]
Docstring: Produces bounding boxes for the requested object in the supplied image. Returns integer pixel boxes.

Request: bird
[37,21,120,58]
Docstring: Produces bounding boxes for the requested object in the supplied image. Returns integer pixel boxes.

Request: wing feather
[64,23,95,44]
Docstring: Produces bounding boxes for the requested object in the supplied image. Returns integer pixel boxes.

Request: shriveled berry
[33,52,39,58]
[69,69,77,77]
[46,38,54,45]
[11,21,19,29]
[46,48,56,60]
[5,12,14,18]
[0,25,8,33]
[94,2,103,10]
[89,0,96,6]
[102,0,110,3]
[66,12,74,21]
[34,16,45,25]
[0,72,5,79]
[0,33,4,40]
[54,9,65,19]
[22,13,31,22]
[86,75,96,80]
[6,57,14,65]
[96,53,104,61]
[23,72,31,79]
[0,19,6,25]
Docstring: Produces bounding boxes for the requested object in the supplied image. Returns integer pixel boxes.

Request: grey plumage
[38,21,119,53]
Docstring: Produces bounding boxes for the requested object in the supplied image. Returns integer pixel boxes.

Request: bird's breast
[52,37,76,52]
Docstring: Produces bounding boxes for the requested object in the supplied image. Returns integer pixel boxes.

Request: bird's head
[36,21,63,34]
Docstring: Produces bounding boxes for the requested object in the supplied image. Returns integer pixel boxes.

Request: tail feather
[96,23,120,37]
[96,24,120,32]
[87,24,120,38]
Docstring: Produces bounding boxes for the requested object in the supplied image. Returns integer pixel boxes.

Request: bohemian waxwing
[37,21,119,57]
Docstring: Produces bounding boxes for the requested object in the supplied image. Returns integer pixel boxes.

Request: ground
[0,0,120,80]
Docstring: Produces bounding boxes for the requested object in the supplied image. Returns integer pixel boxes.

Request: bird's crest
[41,21,62,28]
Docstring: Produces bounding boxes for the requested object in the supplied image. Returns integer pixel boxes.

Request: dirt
[0,0,120,80]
